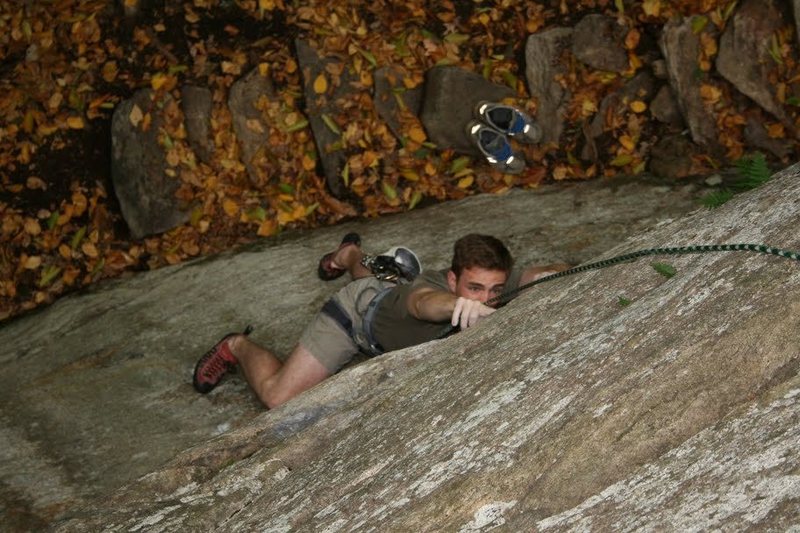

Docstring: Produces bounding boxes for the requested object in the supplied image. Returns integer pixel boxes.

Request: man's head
[447,234,512,304]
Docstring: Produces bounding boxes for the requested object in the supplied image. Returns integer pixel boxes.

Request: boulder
[525,28,573,145]
[572,14,630,73]
[659,18,720,152]
[0,177,709,529]
[295,39,354,198]
[796,0,800,46]
[180,85,215,164]
[649,85,684,128]
[580,71,656,161]
[648,134,697,179]
[418,66,515,156]
[373,66,424,140]
[744,113,794,161]
[228,67,275,186]
[51,162,800,531]
[716,0,789,124]
[110,88,189,239]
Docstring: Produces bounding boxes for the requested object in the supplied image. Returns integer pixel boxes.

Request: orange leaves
[700,83,723,105]
[222,198,239,217]
[629,100,647,113]
[313,73,328,94]
[408,126,426,143]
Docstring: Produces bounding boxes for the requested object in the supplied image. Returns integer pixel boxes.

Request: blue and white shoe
[466,120,525,174]
[474,101,543,143]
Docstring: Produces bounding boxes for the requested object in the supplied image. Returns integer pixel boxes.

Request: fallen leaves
[2,0,800,322]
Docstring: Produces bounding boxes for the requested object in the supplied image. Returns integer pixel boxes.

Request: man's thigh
[262,345,331,407]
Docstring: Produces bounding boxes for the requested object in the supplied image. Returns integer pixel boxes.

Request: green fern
[733,152,771,191]
[700,189,734,208]
[702,152,770,209]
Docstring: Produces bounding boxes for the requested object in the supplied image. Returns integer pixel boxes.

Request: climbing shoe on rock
[193,325,253,393]
[474,101,542,143]
[466,120,525,174]
[317,232,361,281]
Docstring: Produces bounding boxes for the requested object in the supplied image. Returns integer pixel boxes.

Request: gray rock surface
[571,14,629,73]
[716,0,788,124]
[228,67,275,186]
[50,163,800,531]
[110,88,189,238]
[525,27,573,145]
[659,18,720,152]
[0,177,708,529]
[418,66,515,156]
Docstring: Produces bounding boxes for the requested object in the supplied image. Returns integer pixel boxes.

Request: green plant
[732,152,771,191]
[702,152,771,208]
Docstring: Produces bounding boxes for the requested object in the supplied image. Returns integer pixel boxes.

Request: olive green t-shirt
[371,268,521,352]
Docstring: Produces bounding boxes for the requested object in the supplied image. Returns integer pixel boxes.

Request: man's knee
[251,345,333,409]
[255,374,289,409]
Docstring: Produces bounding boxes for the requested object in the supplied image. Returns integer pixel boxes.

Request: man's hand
[451,297,495,329]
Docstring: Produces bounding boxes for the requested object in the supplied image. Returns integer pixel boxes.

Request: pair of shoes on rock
[192,325,253,394]
[317,232,361,281]
[467,101,542,175]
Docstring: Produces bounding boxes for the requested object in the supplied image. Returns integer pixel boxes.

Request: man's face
[447,267,508,305]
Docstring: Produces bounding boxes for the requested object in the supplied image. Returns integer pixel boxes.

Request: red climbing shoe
[317,232,361,281]
[192,326,253,393]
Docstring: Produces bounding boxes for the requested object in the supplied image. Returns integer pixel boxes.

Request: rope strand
[489,243,800,307]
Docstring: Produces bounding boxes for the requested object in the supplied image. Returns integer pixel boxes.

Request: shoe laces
[199,344,232,379]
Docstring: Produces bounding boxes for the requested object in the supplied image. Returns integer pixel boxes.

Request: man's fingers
[454,299,496,329]
[452,297,465,327]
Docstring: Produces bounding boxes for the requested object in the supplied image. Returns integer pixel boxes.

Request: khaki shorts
[299,277,394,373]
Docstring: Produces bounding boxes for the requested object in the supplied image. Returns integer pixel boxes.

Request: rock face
[110,88,189,238]
[0,177,711,530]
[28,163,800,530]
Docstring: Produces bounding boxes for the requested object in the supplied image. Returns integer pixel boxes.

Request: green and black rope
[437,243,800,339]
[488,243,800,308]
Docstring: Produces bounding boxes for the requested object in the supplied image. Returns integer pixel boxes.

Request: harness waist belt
[320,286,393,357]
[361,286,392,356]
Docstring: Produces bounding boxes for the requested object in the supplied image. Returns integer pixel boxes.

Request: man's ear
[447,270,457,293]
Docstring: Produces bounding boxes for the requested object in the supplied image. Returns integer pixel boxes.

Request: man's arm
[519,262,572,286]
[406,287,495,329]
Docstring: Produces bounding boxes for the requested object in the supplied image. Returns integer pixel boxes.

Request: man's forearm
[410,289,457,322]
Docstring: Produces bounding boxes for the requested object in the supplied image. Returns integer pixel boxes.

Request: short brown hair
[450,234,513,277]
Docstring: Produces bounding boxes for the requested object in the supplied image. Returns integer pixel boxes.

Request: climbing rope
[488,243,800,308]
[438,243,800,339]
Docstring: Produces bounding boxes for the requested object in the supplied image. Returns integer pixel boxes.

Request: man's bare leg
[331,242,371,280]
[228,336,331,408]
